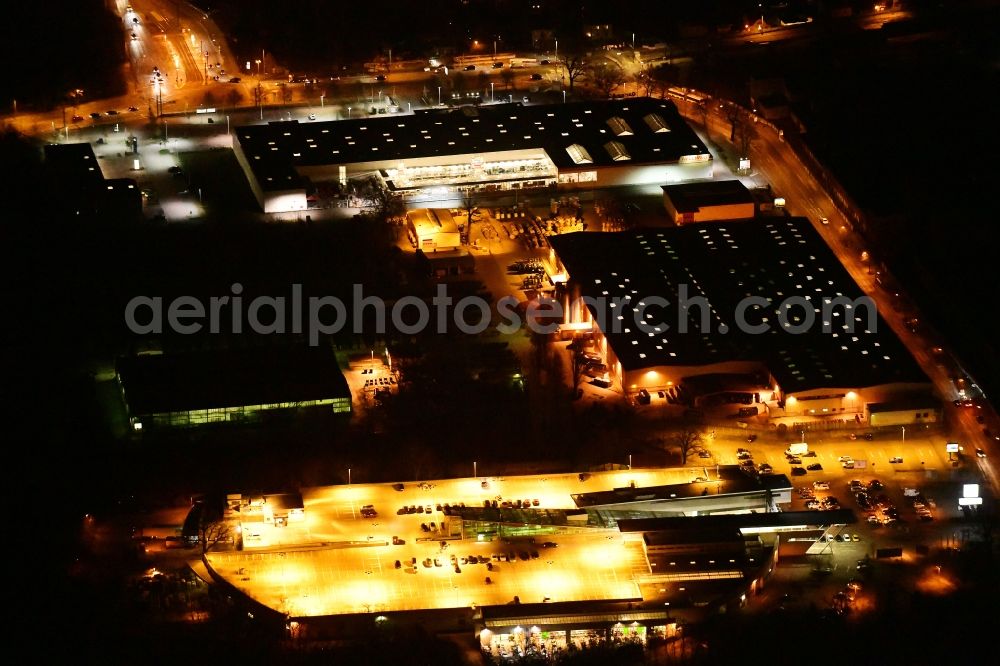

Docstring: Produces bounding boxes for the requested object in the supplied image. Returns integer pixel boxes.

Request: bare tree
[197,507,231,554]
[355,176,404,222]
[586,61,625,99]
[559,52,586,91]
[736,117,756,160]
[461,188,478,241]
[668,427,705,465]
[724,102,741,142]
[500,68,515,90]
[647,63,679,98]
[225,88,243,109]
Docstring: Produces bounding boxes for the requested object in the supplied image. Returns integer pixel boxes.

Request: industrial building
[661,179,755,224]
[44,143,142,219]
[405,208,462,251]
[232,97,714,213]
[548,217,932,424]
[116,346,352,429]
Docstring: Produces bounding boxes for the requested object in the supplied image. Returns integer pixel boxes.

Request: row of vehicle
[507,259,543,274]
[818,532,859,542]
[397,504,440,515]
[482,498,540,509]
[806,496,842,511]
[70,107,140,123]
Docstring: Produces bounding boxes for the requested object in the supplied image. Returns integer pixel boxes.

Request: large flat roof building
[116,346,352,429]
[549,217,931,424]
[233,98,714,212]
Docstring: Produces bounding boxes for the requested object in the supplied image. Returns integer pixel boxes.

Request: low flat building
[661,179,755,224]
[866,394,942,427]
[116,346,351,429]
[233,98,714,212]
[405,208,461,251]
[44,143,141,219]
[571,467,793,525]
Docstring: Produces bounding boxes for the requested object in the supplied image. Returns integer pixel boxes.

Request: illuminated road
[665,93,1000,497]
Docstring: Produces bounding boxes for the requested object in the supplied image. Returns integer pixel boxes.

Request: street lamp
[474,461,477,478]
[555,39,558,60]
[347,106,351,118]
[438,86,442,105]
[320,94,325,107]
[902,425,906,446]
[490,82,494,102]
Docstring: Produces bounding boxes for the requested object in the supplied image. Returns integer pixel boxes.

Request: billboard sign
[946,442,960,453]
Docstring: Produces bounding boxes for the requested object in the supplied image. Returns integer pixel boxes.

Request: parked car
[806,463,823,471]
[530,73,542,80]
[813,481,830,490]
[791,467,807,476]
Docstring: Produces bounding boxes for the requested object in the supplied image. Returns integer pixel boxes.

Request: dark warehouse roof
[661,179,754,213]
[117,346,350,415]
[548,217,927,392]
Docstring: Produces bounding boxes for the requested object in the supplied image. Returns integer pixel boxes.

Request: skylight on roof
[606,116,634,136]
[604,140,631,161]
[644,113,670,133]
[566,144,593,165]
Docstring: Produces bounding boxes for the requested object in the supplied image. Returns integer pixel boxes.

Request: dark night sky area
[3,1,1000,656]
